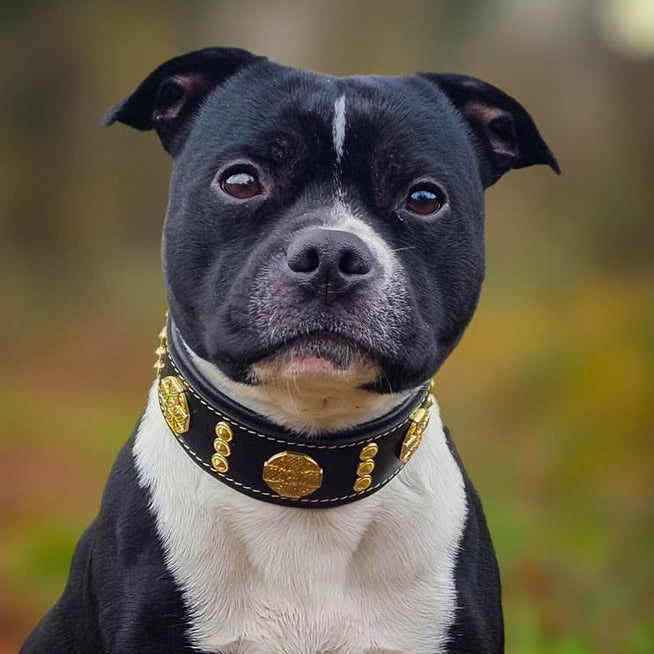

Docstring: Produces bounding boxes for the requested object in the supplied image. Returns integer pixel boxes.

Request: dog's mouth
[252,332,381,383]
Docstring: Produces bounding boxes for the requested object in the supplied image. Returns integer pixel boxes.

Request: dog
[21,47,558,654]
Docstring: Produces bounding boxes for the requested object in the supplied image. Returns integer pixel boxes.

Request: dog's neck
[159,325,433,507]
[186,345,413,436]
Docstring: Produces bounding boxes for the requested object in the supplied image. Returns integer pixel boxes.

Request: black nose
[285,229,377,298]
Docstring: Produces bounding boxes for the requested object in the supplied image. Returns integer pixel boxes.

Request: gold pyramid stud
[158,375,190,435]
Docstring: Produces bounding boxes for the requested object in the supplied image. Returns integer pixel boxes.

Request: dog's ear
[103,47,265,155]
[419,73,560,186]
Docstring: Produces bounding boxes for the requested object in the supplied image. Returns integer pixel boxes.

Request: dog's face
[106,48,557,397]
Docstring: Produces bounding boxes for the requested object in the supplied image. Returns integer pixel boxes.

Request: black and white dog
[22,47,558,654]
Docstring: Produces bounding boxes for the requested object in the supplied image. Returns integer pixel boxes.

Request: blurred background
[1,0,652,652]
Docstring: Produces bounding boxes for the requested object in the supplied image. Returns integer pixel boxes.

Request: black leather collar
[153,320,435,508]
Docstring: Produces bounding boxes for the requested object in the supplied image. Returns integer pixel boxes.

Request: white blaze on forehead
[332,94,347,164]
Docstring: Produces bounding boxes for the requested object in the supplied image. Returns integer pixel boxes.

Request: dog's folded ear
[103,47,265,155]
[419,73,560,186]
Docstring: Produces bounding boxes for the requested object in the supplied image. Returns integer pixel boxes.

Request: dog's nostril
[285,229,377,294]
[287,245,320,273]
[339,249,371,276]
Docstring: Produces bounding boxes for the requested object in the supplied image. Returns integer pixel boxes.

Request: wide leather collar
[153,320,435,508]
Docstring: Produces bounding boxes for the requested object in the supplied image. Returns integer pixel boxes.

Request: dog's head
[106,47,558,429]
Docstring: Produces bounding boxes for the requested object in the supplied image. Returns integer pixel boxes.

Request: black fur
[21,430,195,653]
[22,47,558,653]
[444,429,504,652]
[105,49,557,392]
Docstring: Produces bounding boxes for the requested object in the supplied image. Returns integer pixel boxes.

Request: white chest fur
[134,382,467,654]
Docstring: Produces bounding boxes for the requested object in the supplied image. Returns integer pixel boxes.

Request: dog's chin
[196,335,407,435]
[189,332,414,434]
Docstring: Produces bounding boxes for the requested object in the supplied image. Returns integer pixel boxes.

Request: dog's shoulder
[444,428,504,653]
[22,431,197,654]
[94,434,198,652]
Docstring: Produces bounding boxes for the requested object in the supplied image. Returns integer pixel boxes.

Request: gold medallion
[158,375,190,436]
[262,451,323,499]
[400,395,433,463]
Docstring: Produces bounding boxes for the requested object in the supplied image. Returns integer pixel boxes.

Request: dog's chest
[134,384,467,654]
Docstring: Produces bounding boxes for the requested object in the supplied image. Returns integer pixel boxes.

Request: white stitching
[160,339,419,504]
[173,428,405,504]
[166,352,413,449]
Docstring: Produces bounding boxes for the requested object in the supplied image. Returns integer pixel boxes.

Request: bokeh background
[1,1,653,652]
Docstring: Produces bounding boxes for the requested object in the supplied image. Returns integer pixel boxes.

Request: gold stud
[215,422,233,442]
[213,438,231,458]
[211,453,229,473]
[153,323,169,378]
[400,422,423,463]
[210,422,234,472]
[353,475,372,493]
[357,460,375,476]
[158,375,190,435]
[262,451,323,499]
[354,442,379,493]
[359,443,379,460]
[400,392,433,463]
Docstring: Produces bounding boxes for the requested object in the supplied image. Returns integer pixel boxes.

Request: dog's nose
[285,229,376,298]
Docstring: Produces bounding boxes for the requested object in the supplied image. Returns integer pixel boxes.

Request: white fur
[320,206,397,281]
[190,345,410,435]
[332,95,347,164]
[134,380,467,654]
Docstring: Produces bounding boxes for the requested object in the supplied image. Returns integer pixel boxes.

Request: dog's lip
[252,331,382,383]
[254,330,377,366]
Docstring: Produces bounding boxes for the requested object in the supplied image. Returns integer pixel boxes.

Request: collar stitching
[174,428,406,503]
[167,351,413,449]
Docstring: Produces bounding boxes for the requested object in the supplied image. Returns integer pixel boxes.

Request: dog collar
[153,320,435,508]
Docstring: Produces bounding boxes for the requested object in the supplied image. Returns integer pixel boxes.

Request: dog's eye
[219,167,262,200]
[405,183,446,216]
